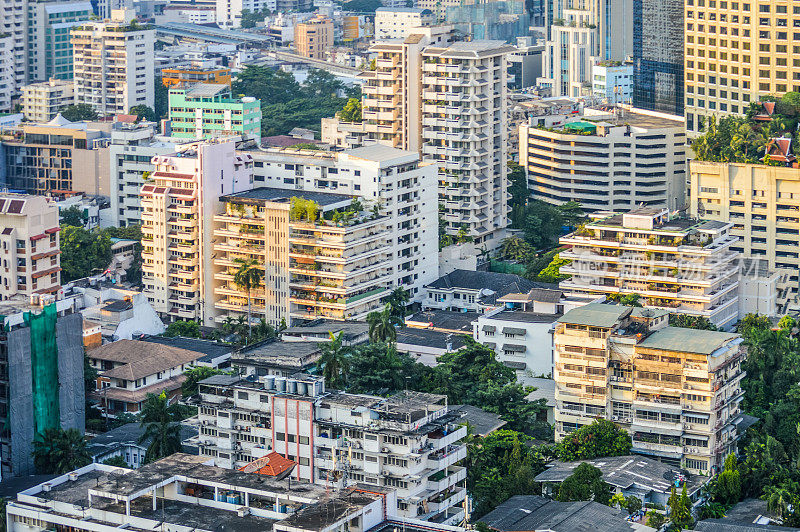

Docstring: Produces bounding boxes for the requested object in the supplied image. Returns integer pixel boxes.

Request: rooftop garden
[290,197,381,227]
[692,92,800,165]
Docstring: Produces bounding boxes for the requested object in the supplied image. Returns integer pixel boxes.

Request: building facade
[520,107,687,212]
[0,194,62,299]
[198,370,468,525]
[0,0,27,102]
[141,140,253,323]
[294,15,333,60]
[168,83,261,143]
[20,78,76,123]
[559,208,741,329]
[243,145,439,308]
[591,62,634,104]
[374,7,434,39]
[553,303,746,475]
[689,160,800,311]
[632,0,683,116]
[1,116,110,196]
[683,0,799,133]
[0,34,13,111]
[162,66,232,88]
[70,9,155,117]
[26,0,93,82]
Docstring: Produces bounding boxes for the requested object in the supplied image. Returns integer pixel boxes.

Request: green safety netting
[24,303,60,435]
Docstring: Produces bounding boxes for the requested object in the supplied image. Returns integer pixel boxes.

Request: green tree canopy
[60,206,86,227]
[139,392,183,464]
[556,462,611,505]
[60,226,113,282]
[181,366,226,397]
[164,320,200,338]
[129,105,157,122]
[556,419,632,461]
[60,103,98,122]
[32,428,91,474]
[339,97,362,122]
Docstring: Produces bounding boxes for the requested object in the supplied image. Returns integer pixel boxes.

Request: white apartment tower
[70,9,154,117]
[141,140,253,323]
[0,34,14,111]
[361,28,514,249]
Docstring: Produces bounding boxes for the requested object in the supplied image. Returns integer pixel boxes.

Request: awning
[29,233,47,241]
[502,327,526,335]
[482,325,496,333]
[632,425,683,437]
[44,227,60,234]
[502,344,526,353]
[683,412,710,419]
[684,434,709,441]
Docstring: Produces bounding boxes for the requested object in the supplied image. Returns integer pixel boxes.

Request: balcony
[427,466,466,493]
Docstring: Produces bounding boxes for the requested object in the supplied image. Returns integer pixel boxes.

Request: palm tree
[32,427,91,474]
[366,304,397,343]
[233,258,264,342]
[385,287,409,326]
[764,486,793,520]
[139,392,183,464]
[319,332,350,388]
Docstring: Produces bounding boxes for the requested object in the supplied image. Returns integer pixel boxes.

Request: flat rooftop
[283,320,369,341]
[406,310,478,333]
[232,339,322,368]
[278,489,379,530]
[491,310,561,324]
[396,326,468,350]
[638,327,740,355]
[222,187,353,208]
[557,303,631,328]
[343,143,417,163]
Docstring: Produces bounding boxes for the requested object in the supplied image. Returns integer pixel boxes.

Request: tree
[182,366,226,397]
[385,287,410,325]
[625,495,642,515]
[319,332,350,389]
[102,455,129,467]
[556,419,632,461]
[341,0,382,11]
[556,463,611,504]
[535,253,571,283]
[164,320,200,338]
[233,258,264,342]
[339,97,362,122]
[60,226,113,282]
[366,304,397,343]
[507,161,529,209]
[645,510,666,529]
[498,236,534,263]
[714,453,742,505]
[669,314,718,330]
[139,392,183,464]
[60,206,86,227]
[668,485,693,530]
[32,428,91,474]
[60,103,98,122]
[240,7,269,28]
[303,69,344,98]
[129,105,157,122]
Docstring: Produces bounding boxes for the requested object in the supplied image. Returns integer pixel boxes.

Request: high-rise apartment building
[243,144,439,308]
[683,0,800,133]
[539,0,633,98]
[361,29,513,249]
[0,0,27,101]
[559,207,741,329]
[294,15,333,60]
[519,107,686,211]
[632,0,683,115]
[20,78,76,123]
[27,0,93,82]
[689,160,800,310]
[70,9,155,117]
[199,370,468,525]
[1,116,111,196]
[108,120,191,227]
[141,140,253,323]
[168,83,262,143]
[553,303,745,474]
[0,193,62,299]
[213,189,394,325]
[374,7,435,39]
[0,34,15,111]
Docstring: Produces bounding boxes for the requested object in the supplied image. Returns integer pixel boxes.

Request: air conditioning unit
[611,415,619,421]
[382,447,389,453]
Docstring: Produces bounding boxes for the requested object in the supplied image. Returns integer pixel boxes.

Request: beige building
[71,9,154,117]
[294,15,333,60]
[20,79,76,123]
[140,140,253,323]
[684,0,800,134]
[559,207,741,329]
[690,160,800,310]
[0,194,62,300]
[361,28,513,248]
[374,7,434,39]
[554,303,745,475]
[520,107,687,212]
[213,189,393,325]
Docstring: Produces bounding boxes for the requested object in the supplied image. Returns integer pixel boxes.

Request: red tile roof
[238,452,296,479]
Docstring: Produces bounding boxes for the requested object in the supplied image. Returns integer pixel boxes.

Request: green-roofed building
[563,121,597,134]
[168,83,262,143]
[553,302,745,476]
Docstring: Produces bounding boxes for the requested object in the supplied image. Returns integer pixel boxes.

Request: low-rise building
[162,65,232,88]
[89,339,213,416]
[88,422,198,468]
[520,107,686,211]
[396,326,467,366]
[77,290,165,340]
[534,455,706,507]
[20,79,75,123]
[559,207,741,329]
[168,83,262,143]
[198,370,469,525]
[230,339,322,376]
[591,62,634,104]
[423,269,555,313]
[553,303,746,474]
[374,7,434,39]
[282,320,370,344]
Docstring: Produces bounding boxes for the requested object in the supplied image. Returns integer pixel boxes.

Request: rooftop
[522,377,556,406]
[283,320,370,342]
[478,495,652,532]
[184,82,230,98]
[557,303,632,328]
[89,339,208,381]
[222,187,353,209]
[87,422,197,459]
[396,327,468,351]
[376,6,432,13]
[342,143,418,163]
[638,327,741,355]
[534,455,705,497]
[406,310,479,333]
[139,335,233,362]
[278,489,379,530]
[450,404,506,436]
[232,339,322,370]
[489,310,560,324]
[426,269,556,304]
